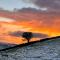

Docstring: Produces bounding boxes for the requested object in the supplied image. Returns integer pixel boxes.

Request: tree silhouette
[22,32,33,43]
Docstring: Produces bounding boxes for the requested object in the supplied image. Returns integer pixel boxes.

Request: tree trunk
[27,39,30,43]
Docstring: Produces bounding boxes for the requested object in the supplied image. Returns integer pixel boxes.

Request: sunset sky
[0,0,60,44]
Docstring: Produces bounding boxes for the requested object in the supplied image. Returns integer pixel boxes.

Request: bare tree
[22,32,33,43]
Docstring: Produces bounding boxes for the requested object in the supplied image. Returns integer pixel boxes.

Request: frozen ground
[0,38,60,60]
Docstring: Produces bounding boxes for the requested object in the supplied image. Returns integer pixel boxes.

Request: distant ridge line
[0,36,60,51]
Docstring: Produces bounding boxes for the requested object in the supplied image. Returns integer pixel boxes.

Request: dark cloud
[22,0,60,12]
[33,33,48,38]
[9,31,48,38]
[17,8,39,12]
[9,31,23,37]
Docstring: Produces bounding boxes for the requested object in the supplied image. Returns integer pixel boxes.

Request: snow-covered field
[0,38,60,60]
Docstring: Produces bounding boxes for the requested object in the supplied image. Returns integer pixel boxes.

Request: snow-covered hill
[0,37,60,60]
[0,42,16,50]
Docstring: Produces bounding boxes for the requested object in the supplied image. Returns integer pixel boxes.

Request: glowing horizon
[0,16,60,44]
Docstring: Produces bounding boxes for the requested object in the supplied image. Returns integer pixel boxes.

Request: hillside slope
[0,37,60,60]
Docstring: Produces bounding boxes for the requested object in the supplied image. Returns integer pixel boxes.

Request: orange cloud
[0,10,60,44]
